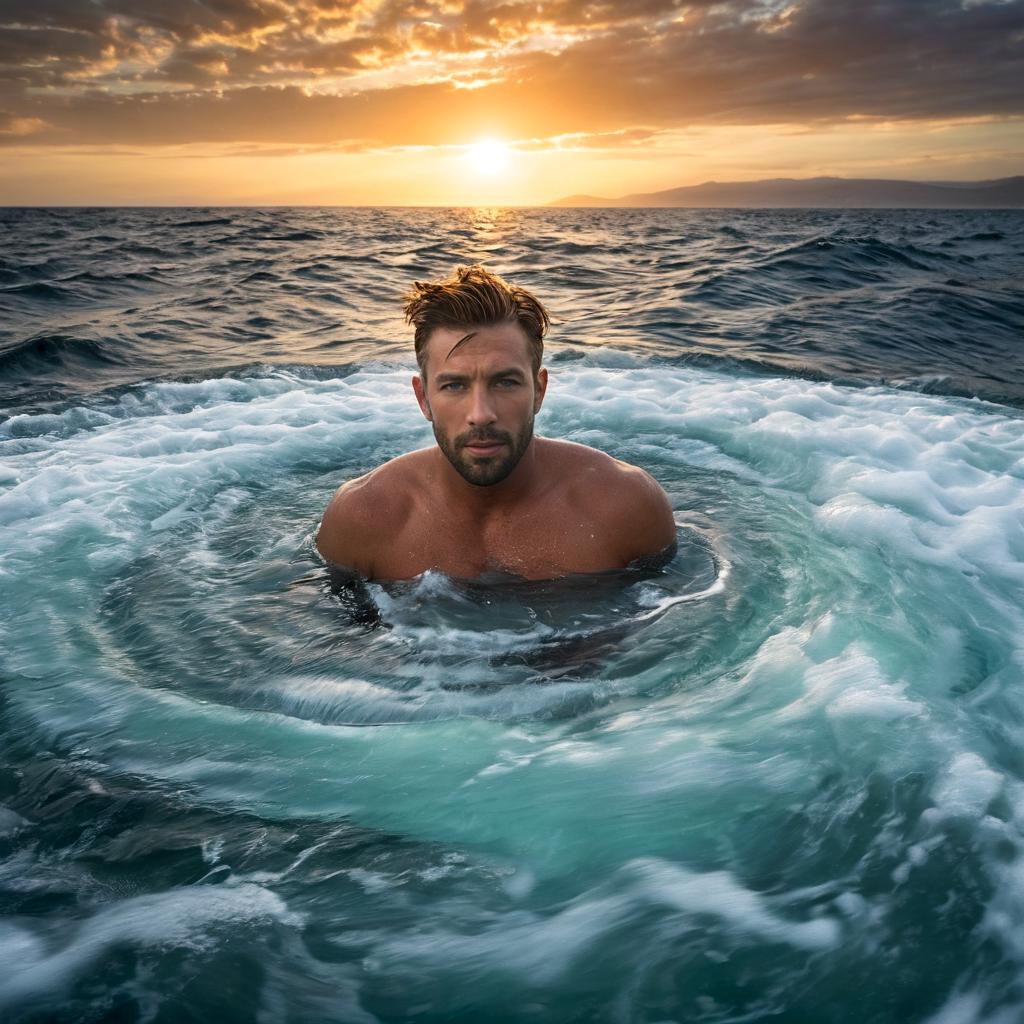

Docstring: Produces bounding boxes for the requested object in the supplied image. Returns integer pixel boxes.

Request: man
[316,265,676,581]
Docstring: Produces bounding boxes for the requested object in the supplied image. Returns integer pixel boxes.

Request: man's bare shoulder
[539,438,665,497]
[315,449,430,570]
[538,438,677,559]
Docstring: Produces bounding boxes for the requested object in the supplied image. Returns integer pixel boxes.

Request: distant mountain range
[547,175,1024,208]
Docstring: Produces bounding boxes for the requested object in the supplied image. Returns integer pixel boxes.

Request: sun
[466,139,510,176]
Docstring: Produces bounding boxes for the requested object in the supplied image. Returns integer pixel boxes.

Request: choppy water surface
[1,208,1024,1023]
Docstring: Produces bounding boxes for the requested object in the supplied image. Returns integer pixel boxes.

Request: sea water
[1,208,1023,1023]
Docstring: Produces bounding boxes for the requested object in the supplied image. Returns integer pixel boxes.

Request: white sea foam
[368,855,837,990]
[922,992,1007,1024]
[366,894,621,985]
[0,807,29,837]
[933,753,1003,820]
[2,364,1020,590]
[628,858,840,950]
[0,883,300,1013]
[2,361,1024,1003]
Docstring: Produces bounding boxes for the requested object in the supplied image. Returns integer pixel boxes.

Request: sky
[1,0,1022,205]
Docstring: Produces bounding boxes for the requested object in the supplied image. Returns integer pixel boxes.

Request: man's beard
[434,415,535,487]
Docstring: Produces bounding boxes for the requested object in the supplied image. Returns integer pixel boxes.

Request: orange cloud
[0,0,1020,154]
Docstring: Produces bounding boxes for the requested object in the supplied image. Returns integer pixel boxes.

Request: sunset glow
[0,0,1020,205]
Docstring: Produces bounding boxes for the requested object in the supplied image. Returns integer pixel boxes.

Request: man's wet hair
[403,265,550,378]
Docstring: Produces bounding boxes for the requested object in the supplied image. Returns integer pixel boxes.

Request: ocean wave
[1,207,1020,411]
[0,333,122,375]
[0,358,1022,1020]
[2,207,1024,1021]
[0,281,77,303]
[170,215,235,228]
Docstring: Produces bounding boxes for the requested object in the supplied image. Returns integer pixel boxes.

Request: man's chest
[371,502,623,581]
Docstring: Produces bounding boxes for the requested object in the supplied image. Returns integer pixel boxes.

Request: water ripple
[0,207,1022,417]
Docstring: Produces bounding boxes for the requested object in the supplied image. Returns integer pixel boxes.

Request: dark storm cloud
[0,0,1021,147]
[0,27,107,65]
[500,0,1024,125]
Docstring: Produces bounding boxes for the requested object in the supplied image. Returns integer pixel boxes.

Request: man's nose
[466,383,497,426]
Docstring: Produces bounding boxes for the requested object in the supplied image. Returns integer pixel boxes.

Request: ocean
[1,206,1023,1023]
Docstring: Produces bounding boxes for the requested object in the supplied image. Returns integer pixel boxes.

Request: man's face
[412,321,547,487]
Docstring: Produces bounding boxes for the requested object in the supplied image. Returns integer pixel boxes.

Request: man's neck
[432,439,544,517]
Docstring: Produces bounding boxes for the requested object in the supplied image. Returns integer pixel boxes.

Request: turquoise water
[2,208,1024,1022]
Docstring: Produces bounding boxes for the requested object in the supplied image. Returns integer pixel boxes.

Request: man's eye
[439,382,466,391]
[495,379,520,388]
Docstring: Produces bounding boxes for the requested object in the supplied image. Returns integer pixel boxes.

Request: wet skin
[316,322,677,581]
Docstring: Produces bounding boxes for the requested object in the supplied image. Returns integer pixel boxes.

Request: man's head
[403,264,549,381]
[403,266,551,488]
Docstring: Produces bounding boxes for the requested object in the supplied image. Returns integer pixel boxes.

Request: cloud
[516,127,666,151]
[0,0,1020,149]
[0,113,50,136]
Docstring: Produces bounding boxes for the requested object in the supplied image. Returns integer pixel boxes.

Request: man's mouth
[460,435,508,456]
[463,440,506,456]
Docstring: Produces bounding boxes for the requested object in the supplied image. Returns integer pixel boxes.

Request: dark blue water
[2,207,1022,416]
[1,208,1024,1024]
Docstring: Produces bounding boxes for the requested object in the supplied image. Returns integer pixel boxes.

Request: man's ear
[533,367,548,413]
[412,374,432,421]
